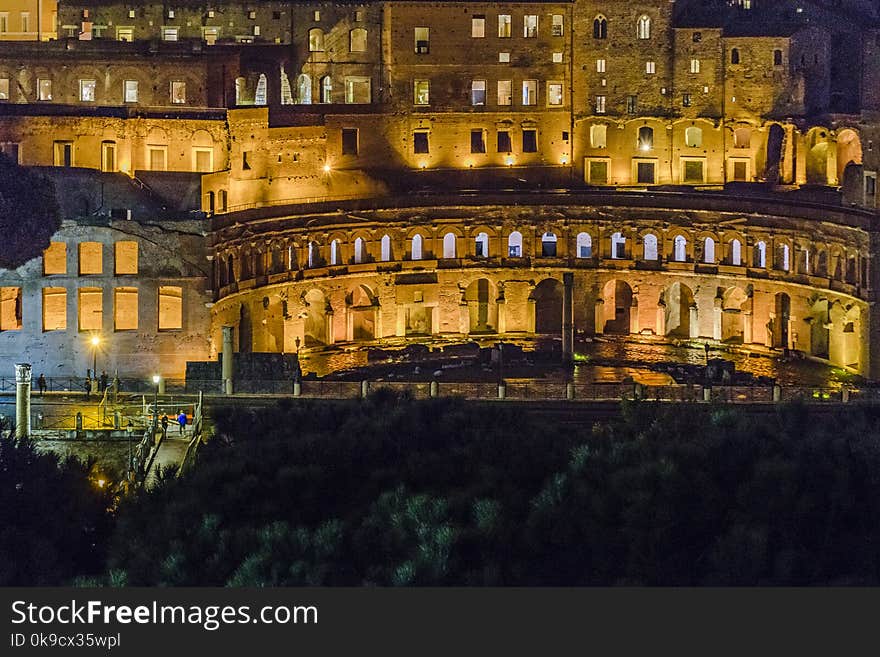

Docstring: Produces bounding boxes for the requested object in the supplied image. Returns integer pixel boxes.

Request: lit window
[38,78,51,101]
[114,288,138,330]
[309,28,324,52]
[646,61,656,74]
[522,80,537,105]
[193,148,213,172]
[124,79,138,103]
[552,52,563,63]
[414,27,429,54]
[590,124,607,148]
[42,288,66,331]
[551,14,563,37]
[0,287,22,330]
[44,242,67,274]
[498,14,511,37]
[637,15,651,39]
[472,15,485,38]
[79,79,96,102]
[685,126,702,148]
[414,80,429,105]
[595,95,606,113]
[78,288,102,331]
[158,286,183,330]
[596,58,606,73]
[524,15,537,38]
[79,242,102,274]
[627,95,638,114]
[350,28,367,52]
[499,52,510,63]
[547,82,563,106]
[690,59,700,73]
[344,76,371,103]
[162,26,178,41]
[497,80,512,106]
[637,126,654,151]
[171,80,186,104]
[471,80,486,106]
[115,242,138,275]
[117,26,133,41]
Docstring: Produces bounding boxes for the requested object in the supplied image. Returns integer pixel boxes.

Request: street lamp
[90,335,100,377]
[152,374,160,425]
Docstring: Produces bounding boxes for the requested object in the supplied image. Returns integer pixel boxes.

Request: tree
[0,154,61,269]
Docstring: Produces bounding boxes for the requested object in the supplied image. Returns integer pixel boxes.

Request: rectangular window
[589,160,608,184]
[350,28,367,52]
[148,146,167,171]
[646,61,656,74]
[551,14,563,36]
[690,59,701,73]
[683,160,704,183]
[44,242,67,274]
[595,95,606,113]
[497,80,512,106]
[413,131,429,154]
[470,129,486,154]
[124,79,138,103]
[79,79,96,102]
[115,241,138,275]
[42,288,66,331]
[522,80,537,105]
[682,93,691,107]
[548,82,563,106]
[0,13,7,33]
[101,142,116,172]
[596,58,606,73]
[590,124,607,148]
[524,15,537,38]
[497,130,511,153]
[0,287,22,330]
[471,15,485,38]
[114,287,138,330]
[637,161,656,184]
[471,80,486,106]
[414,27,429,53]
[78,242,102,275]
[344,77,371,104]
[54,141,73,167]
[498,14,511,37]
[162,26,178,41]
[522,129,537,153]
[203,26,219,45]
[171,80,186,104]
[158,286,183,330]
[865,172,876,197]
[78,287,102,331]
[38,78,51,101]
[627,95,638,114]
[117,26,133,41]
[499,52,510,63]
[0,142,19,162]
[193,148,213,172]
[414,80,429,105]
[341,128,358,156]
[552,52,563,63]
[733,160,748,182]
[0,78,8,100]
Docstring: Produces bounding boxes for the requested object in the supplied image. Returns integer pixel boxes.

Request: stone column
[689,305,699,339]
[594,299,605,335]
[743,309,753,344]
[497,299,506,334]
[562,272,574,362]
[527,298,537,333]
[713,298,723,341]
[15,363,31,439]
[629,295,640,334]
[459,302,470,335]
[221,325,234,395]
[345,308,354,342]
[656,304,666,336]
[373,306,382,339]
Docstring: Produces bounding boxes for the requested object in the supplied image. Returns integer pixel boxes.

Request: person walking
[37,373,46,396]
[160,414,169,440]
[84,375,91,400]
[177,410,187,436]
[99,370,108,393]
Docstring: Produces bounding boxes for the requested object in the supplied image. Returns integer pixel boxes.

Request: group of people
[159,411,189,438]
[83,370,110,399]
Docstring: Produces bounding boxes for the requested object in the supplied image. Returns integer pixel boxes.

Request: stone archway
[303,288,330,346]
[807,298,830,359]
[464,278,497,334]
[773,292,791,349]
[602,279,633,334]
[531,279,563,334]
[347,284,379,341]
[721,286,748,343]
[664,282,695,338]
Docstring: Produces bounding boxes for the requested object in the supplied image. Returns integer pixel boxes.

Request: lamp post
[90,335,100,377]
[152,374,160,426]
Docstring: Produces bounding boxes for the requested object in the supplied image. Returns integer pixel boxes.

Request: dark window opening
[470,129,486,153]
[342,128,358,156]
[497,131,511,153]
[414,131,429,154]
[522,129,537,153]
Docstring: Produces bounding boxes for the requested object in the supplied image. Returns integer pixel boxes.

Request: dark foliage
[0,154,61,269]
[0,437,113,585]
[104,396,880,586]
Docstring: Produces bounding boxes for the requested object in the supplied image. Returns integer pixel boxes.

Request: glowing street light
[90,335,100,377]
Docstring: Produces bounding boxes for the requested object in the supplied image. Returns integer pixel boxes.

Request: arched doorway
[837,128,862,183]
[808,298,830,358]
[602,279,632,334]
[348,284,377,341]
[773,292,791,349]
[465,278,497,334]
[721,287,748,343]
[806,129,830,184]
[531,279,563,334]
[303,288,329,346]
[664,282,695,337]
[765,124,784,183]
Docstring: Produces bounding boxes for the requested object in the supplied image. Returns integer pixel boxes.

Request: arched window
[590,124,607,149]
[576,232,592,258]
[754,240,767,268]
[297,74,312,104]
[593,16,607,39]
[643,234,658,260]
[733,127,751,148]
[730,238,742,265]
[354,237,365,264]
[685,126,702,148]
[637,15,651,39]
[255,74,267,105]
[508,231,523,257]
[443,233,457,259]
[704,237,715,264]
[309,28,324,52]
[307,242,316,268]
[731,47,740,65]
[541,232,558,257]
[611,231,626,259]
[674,235,687,262]
[330,239,340,266]
[321,76,332,103]
[411,234,423,260]
[777,243,790,271]
[350,27,367,53]
[638,126,654,151]
[380,234,392,262]
[475,232,489,257]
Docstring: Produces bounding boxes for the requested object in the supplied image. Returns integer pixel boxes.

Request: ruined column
[222,325,234,395]
[562,272,574,362]
[594,298,605,335]
[689,305,699,339]
[15,363,31,439]
[656,304,666,336]
[713,297,723,341]
[629,295,640,334]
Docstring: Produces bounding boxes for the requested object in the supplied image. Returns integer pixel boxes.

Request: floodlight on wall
[323,163,331,173]
[505,156,514,166]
